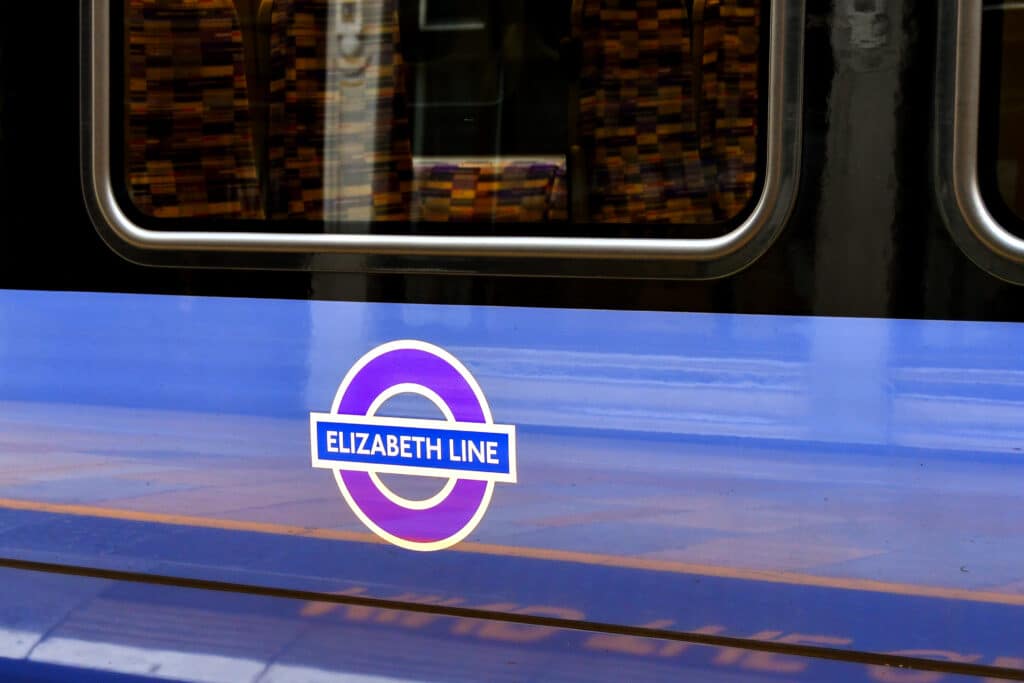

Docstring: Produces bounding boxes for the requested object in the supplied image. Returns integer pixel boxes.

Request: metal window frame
[937,0,1024,284]
[81,0,804,279]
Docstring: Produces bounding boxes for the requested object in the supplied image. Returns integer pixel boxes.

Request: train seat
[700,0,761,221]
[264,0,572,225]
[572,0,760,224]
[412,158,568,223]
[126,0,263,219]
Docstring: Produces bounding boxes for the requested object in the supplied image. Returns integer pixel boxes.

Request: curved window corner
[938,0,1024,284]
[83,0,804,278]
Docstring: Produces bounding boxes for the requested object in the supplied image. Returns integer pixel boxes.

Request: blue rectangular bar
[313,418,512,478]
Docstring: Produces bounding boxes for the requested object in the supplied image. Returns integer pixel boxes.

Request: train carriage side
[2,0,1024,681]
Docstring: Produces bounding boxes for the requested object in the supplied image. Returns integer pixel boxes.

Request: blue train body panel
[2,565,991,683]
[0,289,1023,676]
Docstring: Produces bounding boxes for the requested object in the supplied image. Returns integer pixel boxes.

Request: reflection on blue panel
[1,289,1024,673]
[1,289,1023,453]
[0,291,311,415]
[0,567,991,682]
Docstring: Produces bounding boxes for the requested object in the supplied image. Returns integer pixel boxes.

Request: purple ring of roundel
[336,347,490,545]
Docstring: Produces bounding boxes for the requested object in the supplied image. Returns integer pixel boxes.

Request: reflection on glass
[123,0,763,228]
[268,0,413,222]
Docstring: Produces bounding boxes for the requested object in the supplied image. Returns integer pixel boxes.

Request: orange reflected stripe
[0,496,1021,607]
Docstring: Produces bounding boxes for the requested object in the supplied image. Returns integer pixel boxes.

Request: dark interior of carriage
[991,3,1024,224]
[977,0,1024,237]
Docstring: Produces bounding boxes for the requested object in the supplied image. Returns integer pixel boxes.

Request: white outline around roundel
[329,340,496,552]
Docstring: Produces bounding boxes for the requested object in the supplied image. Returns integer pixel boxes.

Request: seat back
[573,0,714,224]
[700,0,761,220]
[266,0,413,222]
[412,159,568,223]
[126,0,263,219]
[573,0,761,224]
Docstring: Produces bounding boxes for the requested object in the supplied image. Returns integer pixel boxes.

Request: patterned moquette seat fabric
[574,0,713,224]
[127,0,263,219]
[700,0,760,220]
[573,0,760,224]
[265,0,413,222]
[412,159,568,223]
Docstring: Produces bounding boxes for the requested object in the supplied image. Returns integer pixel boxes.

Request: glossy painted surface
[2,566,999,683]
[1,289,1023,672]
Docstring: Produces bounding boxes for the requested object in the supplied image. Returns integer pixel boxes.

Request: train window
[939,0,1024,283]
[84,0,803,273]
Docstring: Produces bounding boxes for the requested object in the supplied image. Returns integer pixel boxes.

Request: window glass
[119,0,766,235]
[980,1,1024,228]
